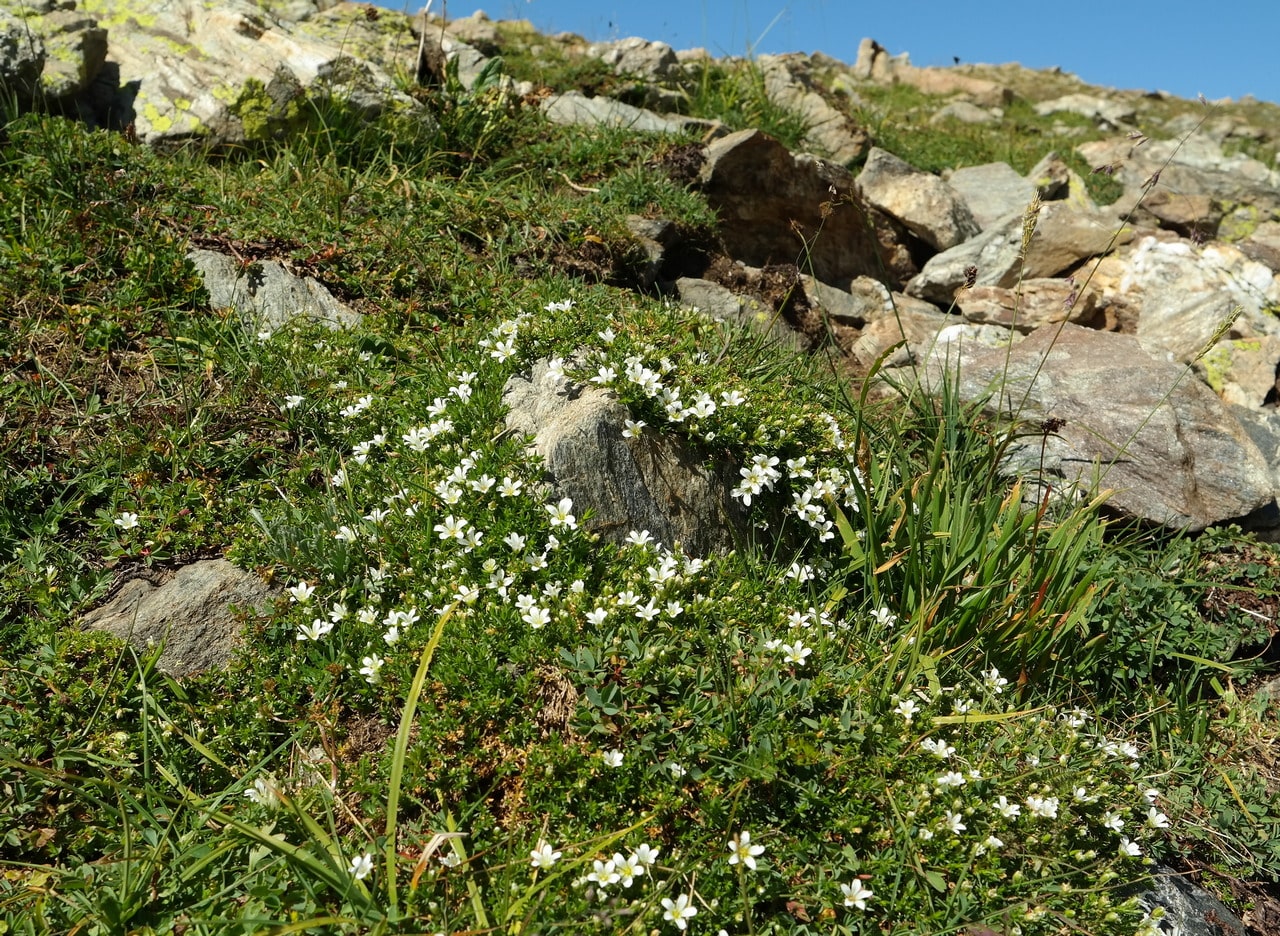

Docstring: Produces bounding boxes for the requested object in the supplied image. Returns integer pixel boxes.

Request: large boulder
[503,358,751,556]
[759,54,867,164]
[699,129,885,286]
[83,560,276,676]
[188,248,362,334]
[947,161,1037,231]
[905,202,1123,305]
[0,9,45,101]
[857,148,979,251]
[542,91,723,137]
[905,323,1276,531]
[63,0,419,143]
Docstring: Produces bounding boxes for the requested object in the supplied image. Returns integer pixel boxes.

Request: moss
[1218,203,1262,242]
[230,75,307,144]
[1200,338,1264,392]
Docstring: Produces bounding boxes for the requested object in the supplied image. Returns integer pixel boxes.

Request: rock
[1133,867,1248,936]
[82,560,276,676]
[1199,337,1280,409]
[957,278,1101,333]
[1088,236,1280,368]
[188,248,362,334]
[588,36,680,82]
[908,323,1276,531]
[699,129,885,286]
[1034,93,1136,129]
[433,11,502,56]
[1238,220,1280,273]
[905,202,1123,304]
[851,38,1013,106]
[1077,136,1280,217]
[70,0,419,143]
[801,275,903,327]
[541,91,723,137]
[27,8,107,99]
[1138,190,1223,239]
[676,277,801,349]
[0,9,45,101]
[1026,151,1098,212]
[930,101,996,125]
[758,54,867,164]
[502,358,750,556]
[857,148,979,251]
[947,162,1036,231]
[851,303,996,369]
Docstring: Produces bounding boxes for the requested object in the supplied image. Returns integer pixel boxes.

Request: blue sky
[414,1,1280,106]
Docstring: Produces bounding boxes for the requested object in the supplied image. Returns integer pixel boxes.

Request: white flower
[522,606,552,629]
[530,841,562,869]
[434,515,468,543]
[727,830,765,871]
[935,771,966,788]
[894,698,920,724]
[983,667,1008,693]
[1025,795,1059,819]
[591,365,617,385]
[626,529,654,547]
[602,749,624,768]
[359,654,384,684]
[786,562,814,583]
[614,851,644,886]
[348,853,374,880]
[840,878,874,910]
[632,843,660,866]
[598,327,616,344]
[780,641,812,666]
[720,389,746,406]
[1119,836,1142,857]
[287,582,315,604]
[1102,811,1124,832]
[283,394,304,410]
[587,857,620,889]
[1145,806,1171,829]
[993,795,1021,819]
[943,811,966,835]
[543,358,567,385]
[586,607,608,626]
[920,737,956,760]
[243,776,280,808]
[296,618,334,641]
[114,511,140,531]
[870,605,897,628]
[1143,788,1161,804]
[667,761,686,778]
[661,893,698,930]
[546,497,577,529]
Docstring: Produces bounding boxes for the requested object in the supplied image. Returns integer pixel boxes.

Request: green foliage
[2,55,1278,936]
[682,59,812,152]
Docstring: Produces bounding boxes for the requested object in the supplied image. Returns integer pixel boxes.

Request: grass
[1,45,1279,936]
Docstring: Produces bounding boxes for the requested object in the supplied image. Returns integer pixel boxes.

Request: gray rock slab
[83,559,276,676]
[947,162,1036,231]
[541,91,723,137]
[857,147,979,251]
[188,248,362,334]
[503,359,750,556]
[910,323,1275,531]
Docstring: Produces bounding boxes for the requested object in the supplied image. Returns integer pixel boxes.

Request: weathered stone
[83,560,276,676]
[1088,236,1280,367]
[1078,136,1280,217]
[68,0,419,143]
[1138,190,1223,239]
[1026,151,1098,212]
[699,129,885,286]
[0,9,44,101]
[759,55,867,164]
[857,148,979,251]
[930,101,996,125]
[542,90,723,137]
[908,323,1276,531]
[1238,220,1280,273]
[957,278,1101,333]
[588,36,679,82]
[676,277,801,349]
[432,10,501,56]
[503,359,750,556]
[1134,867,1248,936]
[188,248,362,334]
[851,38,1012,106]
[33,9,106,99]
[1198,336,1280,409]
[906,202,1124,304]
[851,304,1006,369]
[947,162,1036,231]
[1034,93,1136,128]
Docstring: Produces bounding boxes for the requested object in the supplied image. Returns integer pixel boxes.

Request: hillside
[2,3,1280,934]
